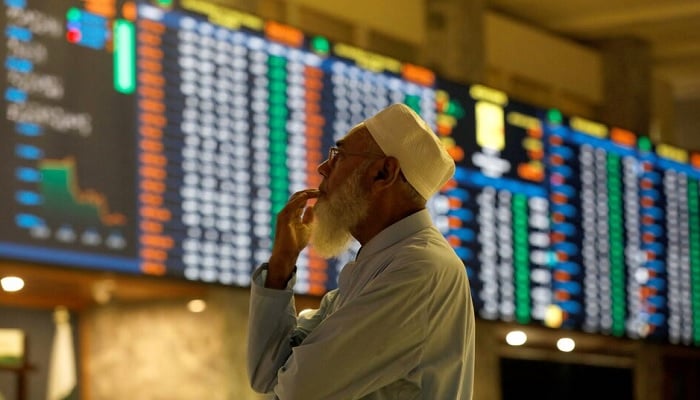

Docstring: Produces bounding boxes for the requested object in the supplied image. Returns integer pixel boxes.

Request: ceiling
[0,261,209,311]
[0,261,322,312]
[486,0,700,101]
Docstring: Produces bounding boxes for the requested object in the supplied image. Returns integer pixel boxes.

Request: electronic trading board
[1,0,698,346]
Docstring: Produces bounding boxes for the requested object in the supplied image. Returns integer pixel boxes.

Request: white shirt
[247,209,475,399]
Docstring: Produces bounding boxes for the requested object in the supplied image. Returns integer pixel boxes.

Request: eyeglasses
[326,146,385,166]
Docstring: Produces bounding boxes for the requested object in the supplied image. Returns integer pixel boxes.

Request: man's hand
[266,189,320,289]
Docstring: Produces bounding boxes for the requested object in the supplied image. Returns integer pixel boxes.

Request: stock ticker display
[1,0,699,346]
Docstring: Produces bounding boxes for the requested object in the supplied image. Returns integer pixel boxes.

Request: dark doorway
[501,358,633,400]
[664,356,700,400]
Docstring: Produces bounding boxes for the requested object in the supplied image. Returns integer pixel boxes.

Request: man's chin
[310,228,352,258]
[310,169,368,258]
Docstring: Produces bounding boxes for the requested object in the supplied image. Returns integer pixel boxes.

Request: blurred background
[1,0,699,399]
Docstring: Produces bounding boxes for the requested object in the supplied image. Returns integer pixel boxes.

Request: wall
[83,288,265,400]
[292,0,425,45]
[484,11,603,108]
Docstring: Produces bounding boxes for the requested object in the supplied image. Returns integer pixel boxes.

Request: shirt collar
[355,208,433,261]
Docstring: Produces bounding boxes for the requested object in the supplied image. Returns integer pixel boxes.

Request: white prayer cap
[364,103,455,200]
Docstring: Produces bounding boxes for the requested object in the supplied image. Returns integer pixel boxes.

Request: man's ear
[372,156,401,190]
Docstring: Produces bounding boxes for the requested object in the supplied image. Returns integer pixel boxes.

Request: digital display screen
[539,113,700,345]
[1,0,699,346]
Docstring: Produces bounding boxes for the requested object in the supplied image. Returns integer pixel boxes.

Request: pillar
[421,0,486,85]
[599,38,652,136]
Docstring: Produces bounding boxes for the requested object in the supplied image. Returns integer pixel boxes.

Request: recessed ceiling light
[1,276,25,292]
[557,337,576,352]
[505,330,527,346]
[187,299,206,313]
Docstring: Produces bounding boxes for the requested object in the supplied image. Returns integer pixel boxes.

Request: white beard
[310,165,370,258]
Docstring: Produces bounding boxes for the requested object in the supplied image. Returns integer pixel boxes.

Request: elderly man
[247,103,475,399]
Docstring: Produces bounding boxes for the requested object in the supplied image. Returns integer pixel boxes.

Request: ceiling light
[1,276,25,292]
[556,337,576,352]
[187,299,206,313]
[505,330,527,346]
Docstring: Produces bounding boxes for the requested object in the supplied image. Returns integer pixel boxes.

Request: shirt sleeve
[246,265,339,394]
[273,261,431,400]
[246,264,298,393]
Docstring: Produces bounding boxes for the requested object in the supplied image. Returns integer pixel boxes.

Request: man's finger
[287,189,320,208]
[302,206,314,225]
